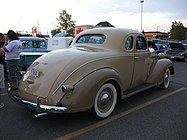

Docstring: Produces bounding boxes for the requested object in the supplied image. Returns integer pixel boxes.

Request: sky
[0,0,187,35]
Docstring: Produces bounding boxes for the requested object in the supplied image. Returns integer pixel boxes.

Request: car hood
[168,43,185,52]
[19,46,113,99]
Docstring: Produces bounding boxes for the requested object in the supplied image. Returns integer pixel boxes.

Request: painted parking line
[54,87,186,140]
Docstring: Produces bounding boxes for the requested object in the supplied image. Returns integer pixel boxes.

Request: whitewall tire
[93,83,117,119]
[159,68,171,89]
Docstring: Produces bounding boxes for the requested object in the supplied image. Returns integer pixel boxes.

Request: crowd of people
[0,30,22,109]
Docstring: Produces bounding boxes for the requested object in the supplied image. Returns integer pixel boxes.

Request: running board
[122,83,156,99]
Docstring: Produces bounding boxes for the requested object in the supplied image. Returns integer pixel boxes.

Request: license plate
[171,56,174,59]
[29,68,40,77]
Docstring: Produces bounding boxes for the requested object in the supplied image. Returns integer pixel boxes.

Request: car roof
[78,27,140,36]
[72,27,142,51]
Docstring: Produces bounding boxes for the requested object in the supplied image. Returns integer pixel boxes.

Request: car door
[120,35,135,90]
[130,35,150,88]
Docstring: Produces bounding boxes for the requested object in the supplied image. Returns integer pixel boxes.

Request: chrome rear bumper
[9,90,67,114]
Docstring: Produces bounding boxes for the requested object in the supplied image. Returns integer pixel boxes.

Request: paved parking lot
[0,61,187,140]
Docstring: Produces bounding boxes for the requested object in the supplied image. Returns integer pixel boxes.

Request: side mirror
[157,52,165,59]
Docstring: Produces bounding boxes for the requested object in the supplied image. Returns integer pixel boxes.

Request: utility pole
[140,0,144,32]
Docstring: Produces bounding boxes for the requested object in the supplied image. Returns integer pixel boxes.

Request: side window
[32,41,47,48]
[125,36,133,50]
[21,41,30,48]
[40,41,47,48]
[136,36,147,50]
[32,41,37,48]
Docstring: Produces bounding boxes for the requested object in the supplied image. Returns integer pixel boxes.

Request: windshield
[76,34,106,44]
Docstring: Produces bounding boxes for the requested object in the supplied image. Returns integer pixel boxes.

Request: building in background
[144,31,170,40]
[75,21,114,35]
[95,21,115,28]
[75,25,94,35]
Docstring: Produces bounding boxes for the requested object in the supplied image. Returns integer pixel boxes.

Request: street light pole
[156,26,159,38]
[140,0,144,32]
[157,26,159,32]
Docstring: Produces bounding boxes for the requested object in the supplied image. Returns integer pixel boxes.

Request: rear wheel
[159,68,171,89]
[93,83,117,119]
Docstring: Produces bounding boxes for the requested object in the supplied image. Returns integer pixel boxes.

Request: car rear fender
[59,68,122,113]
[146,58,174,84]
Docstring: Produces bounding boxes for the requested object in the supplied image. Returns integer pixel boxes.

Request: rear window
[76,34,106,44]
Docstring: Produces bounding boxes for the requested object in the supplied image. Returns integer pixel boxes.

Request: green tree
[51,10,76,37]
[170,21,187,40]
[51,28,61,37]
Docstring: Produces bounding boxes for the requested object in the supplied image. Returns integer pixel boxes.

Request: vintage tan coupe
[10,28,174,118]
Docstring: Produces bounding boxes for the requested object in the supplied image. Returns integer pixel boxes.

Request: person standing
[0,33,5,108]
[4,30,21,91]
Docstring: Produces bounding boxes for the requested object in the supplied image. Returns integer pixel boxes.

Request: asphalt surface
[0,61,187,140]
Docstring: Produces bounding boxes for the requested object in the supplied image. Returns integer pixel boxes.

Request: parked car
[19,37,48,70]
[183,44,187,50]
[181,40,187,45]
[147,40,160,53]
[181,40,187,50]
[165,42,187,62]
[155,40,171,53]
[19,36,73,70]
[10,28,174,119]
[147,38,160,44]
[47,37,73,51]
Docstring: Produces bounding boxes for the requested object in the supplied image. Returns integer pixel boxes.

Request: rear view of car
[9,28,174,119]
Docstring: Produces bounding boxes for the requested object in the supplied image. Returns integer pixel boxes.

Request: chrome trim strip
[20,52,47,56]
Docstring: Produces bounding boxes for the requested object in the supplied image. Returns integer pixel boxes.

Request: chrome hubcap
[101,92,109,106]
[98,89,113,113]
